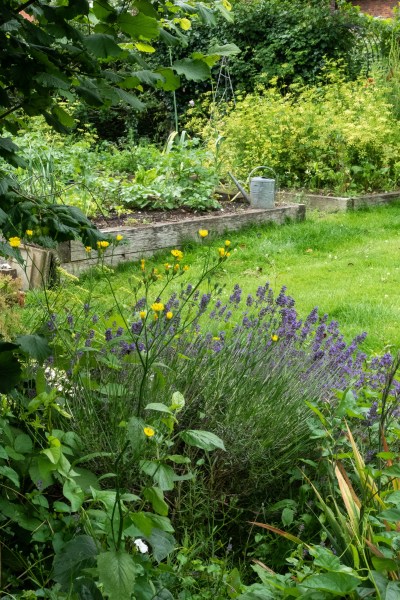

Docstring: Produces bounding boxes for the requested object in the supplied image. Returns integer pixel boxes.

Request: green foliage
[0,0,230,254]
[242,357,400,599]
[4,120,220,215]
[0,244,229,598]
[175,0,368,107]
[217,67,400,194]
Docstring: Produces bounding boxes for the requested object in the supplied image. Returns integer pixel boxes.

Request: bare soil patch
[92,197,292,229]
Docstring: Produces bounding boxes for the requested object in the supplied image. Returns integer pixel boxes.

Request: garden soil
[92,197,291,229]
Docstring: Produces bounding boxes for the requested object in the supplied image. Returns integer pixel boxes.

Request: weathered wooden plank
[8,244,55,290]
[61,204,305,273]
[278,191,400,212]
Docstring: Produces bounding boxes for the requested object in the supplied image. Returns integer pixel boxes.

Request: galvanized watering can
[229,166,276,209]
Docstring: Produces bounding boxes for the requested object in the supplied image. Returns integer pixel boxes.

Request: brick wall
[350,1,398,17]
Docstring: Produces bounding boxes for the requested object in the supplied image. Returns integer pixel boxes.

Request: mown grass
[28,201,400,354]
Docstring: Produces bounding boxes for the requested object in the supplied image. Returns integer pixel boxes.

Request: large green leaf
[115,88,145,110]
[117,13,159,40]
[63,479,85,512]
[73,577,104,600]
[93,0,115,21]
[127,416,146,459]
[303,573,360,595]
[385,581,400,600]
[208,43,241,56]
[155,68,180,91]
[143,487,168,516]
[148,528,175,562]
[84,34,123,58]
[180,430,225,452]
[0,465,20,488]
[53,535,98,591]
[140,460,175,490]
[15,334,52,363]
[97,549,138,600]
[172,59,210,81]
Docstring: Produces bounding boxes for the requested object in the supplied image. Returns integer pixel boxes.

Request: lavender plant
[43,248,376,504]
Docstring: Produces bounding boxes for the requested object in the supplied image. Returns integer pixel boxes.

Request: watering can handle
[247,166,276,181]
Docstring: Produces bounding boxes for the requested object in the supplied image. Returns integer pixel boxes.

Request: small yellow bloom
[144,426,155,437]
[116,234,123,241]
[271,334,279,342]
[171,249,183,260]
[85,246,92,253]
[151,302,165,312]
[198,229,208,238]
[164,263,172,271]
[226,252,231,257]
[140,259,146,271]
[174,264,179,272]
[183,265,190,272]
[97,240,109,249]
[8,237,21,248]
[225,240,231,246]
[166,311,173,320]
[218,247,226,258]
[154,313,158,320]
[26,230,33,236]
[140,311,147,319]
[179,17,191,30]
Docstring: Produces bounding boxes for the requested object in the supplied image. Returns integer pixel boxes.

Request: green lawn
[34,201,400,355]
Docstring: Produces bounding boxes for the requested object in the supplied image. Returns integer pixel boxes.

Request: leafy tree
[178,0,367,100]
[0,0,230,255]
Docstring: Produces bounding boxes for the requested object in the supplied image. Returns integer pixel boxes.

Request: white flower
[188,99,195,107]
[134,538,148,553]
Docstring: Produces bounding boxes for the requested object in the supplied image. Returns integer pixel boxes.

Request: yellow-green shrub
[217,74,400,194]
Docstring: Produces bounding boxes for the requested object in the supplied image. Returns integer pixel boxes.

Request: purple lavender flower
[131,321,143,335]
[229,284,242,305]
[134,297,146,311]
[199,293,211,313]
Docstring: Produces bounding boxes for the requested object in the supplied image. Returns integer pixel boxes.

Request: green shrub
[217,69,400,194]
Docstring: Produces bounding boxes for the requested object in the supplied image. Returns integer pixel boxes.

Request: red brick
[349,1,398,17]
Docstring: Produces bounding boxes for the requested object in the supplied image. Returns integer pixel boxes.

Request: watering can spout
[228,171,251,203]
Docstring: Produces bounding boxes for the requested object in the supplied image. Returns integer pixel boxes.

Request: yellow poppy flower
[151,302,165,312]
[8,237,21,248]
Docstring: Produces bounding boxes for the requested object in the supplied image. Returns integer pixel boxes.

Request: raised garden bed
[277,190,400,212]
[58,202,305,275]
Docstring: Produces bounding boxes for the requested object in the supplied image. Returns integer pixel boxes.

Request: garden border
[276,191,400,212]
[58,203,305,275]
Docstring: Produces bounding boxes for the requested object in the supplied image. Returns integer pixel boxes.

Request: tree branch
[0,103,23,121]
